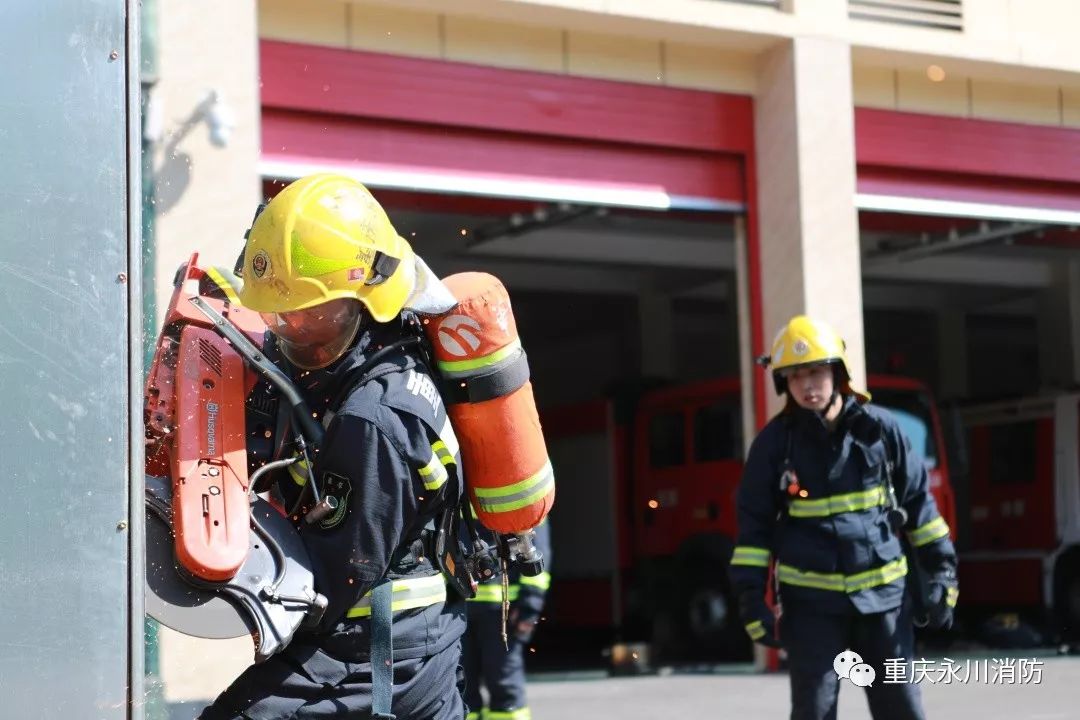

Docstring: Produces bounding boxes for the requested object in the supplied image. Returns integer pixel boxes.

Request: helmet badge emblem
[251,251,270,279]
[793,339,809,356]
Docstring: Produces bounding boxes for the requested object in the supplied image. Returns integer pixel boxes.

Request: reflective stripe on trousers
[467,710,532,720]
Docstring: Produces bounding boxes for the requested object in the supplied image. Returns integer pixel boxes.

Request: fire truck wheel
[1053,551,1080,639]
[685,582,750,661]
[649,609,687,664]
[674,538,752,661]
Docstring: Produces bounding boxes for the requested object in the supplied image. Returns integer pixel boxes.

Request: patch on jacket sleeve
[404,367,443,415]
[318,471,352,529]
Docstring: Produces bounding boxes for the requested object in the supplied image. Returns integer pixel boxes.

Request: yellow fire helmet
[763,315,870,403]
[238,174,416,322]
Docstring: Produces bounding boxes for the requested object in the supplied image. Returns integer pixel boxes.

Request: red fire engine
[958,393,1080,636]
[541,375,956,661]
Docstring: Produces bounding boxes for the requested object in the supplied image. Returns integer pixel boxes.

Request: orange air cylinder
[423,272,554,533]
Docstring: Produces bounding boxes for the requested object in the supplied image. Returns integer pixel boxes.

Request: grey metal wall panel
[0,1,136,717]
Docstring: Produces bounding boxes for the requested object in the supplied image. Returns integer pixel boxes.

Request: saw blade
[144,474,253,640]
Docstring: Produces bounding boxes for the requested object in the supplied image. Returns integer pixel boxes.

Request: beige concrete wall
[257,2,1079,129]
[445,15,564,72]
[350,3,442,57]
[351,0,1080,76]
[853,60,1079,128]
[755,37,866,419]
[258,1,760,95]
[151,0,263,700]
[154,0,262,329]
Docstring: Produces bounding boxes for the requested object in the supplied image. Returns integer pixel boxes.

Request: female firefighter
[729,315,958,720]
[200,174,468,720]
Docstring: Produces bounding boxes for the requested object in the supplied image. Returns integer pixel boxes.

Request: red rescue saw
[144,255,327,661]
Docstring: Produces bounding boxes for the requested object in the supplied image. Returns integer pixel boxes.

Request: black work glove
[738,591,780,648]
[926,582,957,630]
[509,596,543,643]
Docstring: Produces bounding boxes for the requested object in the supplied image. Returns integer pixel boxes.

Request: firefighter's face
[784,364,835,411]
[260,298,363,369]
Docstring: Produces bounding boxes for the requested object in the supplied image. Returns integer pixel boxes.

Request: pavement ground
[163,654,1079,719]
[526,655,1078,720]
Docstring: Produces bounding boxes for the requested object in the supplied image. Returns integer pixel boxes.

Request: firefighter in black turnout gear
[200,174,470,720]
[729,316,958,720]
[462,518,552,720]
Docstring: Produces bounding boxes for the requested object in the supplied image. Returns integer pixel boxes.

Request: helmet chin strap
[817,390,841,421]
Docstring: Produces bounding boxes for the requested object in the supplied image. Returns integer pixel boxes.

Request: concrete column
[754,37,864,418]
[152,0,261,328]
[639,288,676,379]
[734,216,757,455]
[1037,259,1080,389]
[937,308,968,400]
[152,0,261,706]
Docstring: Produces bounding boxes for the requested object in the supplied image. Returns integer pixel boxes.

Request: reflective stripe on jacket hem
[346,574,446,618]
[776,556,908,593]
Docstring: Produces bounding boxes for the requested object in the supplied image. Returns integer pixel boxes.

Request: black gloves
[509,593,544,643]
[926,582,957,630]
[738,591,780,648]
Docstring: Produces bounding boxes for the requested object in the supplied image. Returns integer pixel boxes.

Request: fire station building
[145,0,1080,705]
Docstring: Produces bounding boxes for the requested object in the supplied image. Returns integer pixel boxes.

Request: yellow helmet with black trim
[764,315,869,403]
[238,174,416,322]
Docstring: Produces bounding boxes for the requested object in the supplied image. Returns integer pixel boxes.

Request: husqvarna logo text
[437,314,481,357]
[206,402,219,456]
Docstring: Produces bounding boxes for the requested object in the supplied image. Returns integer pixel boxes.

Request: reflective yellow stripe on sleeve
[205,266,242,305]
[744,620,766,640]
[776,557,908,594]
[417,453,449,491]
[418,418,460,492]
[520,572,551,591]
[731,546,771,568]
[907,517,951,547]
[946,586,959,608]
[288,456,310,487]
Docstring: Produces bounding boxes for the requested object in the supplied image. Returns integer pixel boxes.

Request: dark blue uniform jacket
[730,397,957,615]
[268,317,466,661]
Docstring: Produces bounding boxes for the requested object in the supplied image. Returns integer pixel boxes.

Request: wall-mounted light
[926,65,946,83]
[202,90,235,148]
